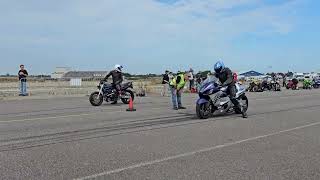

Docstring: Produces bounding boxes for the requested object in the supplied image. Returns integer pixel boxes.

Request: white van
[293,73,304,81]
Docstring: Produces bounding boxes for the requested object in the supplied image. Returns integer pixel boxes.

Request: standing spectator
[169,71,189,110]
[161,70,170,96]
[271,72,276,81]
[283,74,287,87]
[18,64,28,96]
[196,75,202,92]
[188,68,194,90]
[233,72,238,82]
[168,71,174,81]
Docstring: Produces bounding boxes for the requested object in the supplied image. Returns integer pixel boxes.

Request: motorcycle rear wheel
[236,95,249,114]
[121,90,135,104]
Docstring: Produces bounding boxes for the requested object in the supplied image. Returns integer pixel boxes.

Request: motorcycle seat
[220,87,228,92]
[236,83,245,93]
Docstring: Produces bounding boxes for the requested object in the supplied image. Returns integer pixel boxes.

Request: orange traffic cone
[126,97,136,111]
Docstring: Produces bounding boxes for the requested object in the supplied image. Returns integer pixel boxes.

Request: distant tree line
[0,74,51,78]
[123,73,161,78]
[266,72,294,77]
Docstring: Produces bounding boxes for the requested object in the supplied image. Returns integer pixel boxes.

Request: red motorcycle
[286,79,298,90]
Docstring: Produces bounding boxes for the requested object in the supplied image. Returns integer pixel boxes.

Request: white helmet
[114,64,123,72]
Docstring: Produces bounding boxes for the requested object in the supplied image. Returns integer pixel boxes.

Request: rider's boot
[242,111,248,118]
[111,91,119,104]
[232,99,247,118]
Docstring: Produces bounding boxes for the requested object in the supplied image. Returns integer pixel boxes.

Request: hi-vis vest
[170,74,186,89]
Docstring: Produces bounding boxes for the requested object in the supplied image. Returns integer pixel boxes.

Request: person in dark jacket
[18,64,28,96]
[282,75,287,87]
[188,68,195,91]
[161,70,170,96]
[103,64,124,104]
[214,61,247,118]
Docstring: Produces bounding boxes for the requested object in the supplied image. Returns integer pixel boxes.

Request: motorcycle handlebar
[100,80,107,84]
[220,86,227,91]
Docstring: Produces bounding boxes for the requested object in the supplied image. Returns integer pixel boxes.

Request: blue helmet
[214,61,225,73]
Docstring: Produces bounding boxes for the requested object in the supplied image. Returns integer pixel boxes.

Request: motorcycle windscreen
[200,82,220,95]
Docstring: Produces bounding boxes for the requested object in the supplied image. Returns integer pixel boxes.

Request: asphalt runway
[0,89,320,180]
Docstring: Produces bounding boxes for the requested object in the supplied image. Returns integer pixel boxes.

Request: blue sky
[0,0,319,75]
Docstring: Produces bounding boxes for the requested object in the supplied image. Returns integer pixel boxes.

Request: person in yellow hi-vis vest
[169,71,189,110]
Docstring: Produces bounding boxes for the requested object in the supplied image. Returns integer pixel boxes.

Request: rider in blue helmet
[214,61,225,74]
[213,61,248,118]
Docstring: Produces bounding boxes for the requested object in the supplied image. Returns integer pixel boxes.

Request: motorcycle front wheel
[252,86,258,92]
[196,102,212,119]
[89,92,103,106]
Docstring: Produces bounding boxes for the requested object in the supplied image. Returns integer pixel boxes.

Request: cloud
[0,0,303,73]
[0,0,299,41]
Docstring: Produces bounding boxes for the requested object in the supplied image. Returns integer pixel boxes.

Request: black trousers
[112,84,121,102]
[113,84,121,91]
[227,84,240,110]
[189,80,195,90]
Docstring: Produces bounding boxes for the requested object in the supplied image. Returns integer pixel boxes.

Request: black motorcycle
[261,79,281,91]
[89,81,134,106]
[261,80,271,91]
[270,79,281,91]
[248,81,264,92]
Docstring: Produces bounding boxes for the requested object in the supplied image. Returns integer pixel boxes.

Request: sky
[0,0,319,75]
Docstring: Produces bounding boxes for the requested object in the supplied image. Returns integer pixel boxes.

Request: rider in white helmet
[114,64,123,73]
[103,64,124,104]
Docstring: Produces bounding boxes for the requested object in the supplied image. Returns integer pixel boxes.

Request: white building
[62,71,108,80]
[293,72,304,81]
[51,67,71,79]
[310,71,320,79]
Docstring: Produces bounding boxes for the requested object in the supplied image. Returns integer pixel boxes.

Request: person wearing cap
[169,71,189,110]
[161,70,170,96]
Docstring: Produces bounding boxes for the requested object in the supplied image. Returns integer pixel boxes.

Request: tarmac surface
[0,89,320,179]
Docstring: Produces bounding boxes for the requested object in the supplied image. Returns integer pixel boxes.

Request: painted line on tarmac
[255,94,316,101]
[0,105,194,124]
[1,93,317,122]
[0,111,121,123]
[75,121,320,180]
